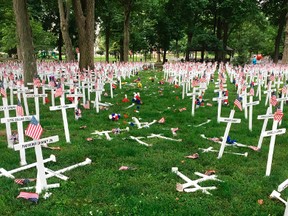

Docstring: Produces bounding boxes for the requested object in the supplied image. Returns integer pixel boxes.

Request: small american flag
[9,72,14,80]
[234,98,242,111]
[83,100,90,109]
[25,116,43,140]
[179,107,187,112]
[274,108,284,122]
[55,84,63,98]
[192,79,199,87]
[249,87,254,96]
[33,78,41,87]
[16,99,24,116]
[0,87,6,98]
[14,178,34,185]
[270,95,278,107]
[158,117,165,123]
[17,191,39,203]
[171,127,178,136]
[200,76,206,83]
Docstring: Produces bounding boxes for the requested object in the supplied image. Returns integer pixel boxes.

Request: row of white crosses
[226,63,287,176]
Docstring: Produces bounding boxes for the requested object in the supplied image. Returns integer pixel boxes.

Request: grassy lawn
[0,67,287,215]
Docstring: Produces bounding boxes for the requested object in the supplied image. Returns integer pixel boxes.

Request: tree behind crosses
[13,0,37,85]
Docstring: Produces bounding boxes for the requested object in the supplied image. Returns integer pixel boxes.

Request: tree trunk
[157,47,161,62]
[105,27,110,62]
[273,11,286,63]
[58,0,75,62]
[17,45,23,61]
[185,32,193,61]
[72,0,95,70]
[13,0,37,85]
[222,22,229,62]
[162,49,167,64]
[123,0,132,62]
[282,11,288,64]
[201,49,204,62]
[58,31,63,61]
[175,39,179,58]
[119,38,124,62]
[215,17,222,62]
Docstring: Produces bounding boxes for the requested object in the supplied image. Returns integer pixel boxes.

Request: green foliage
[0,68,287,215]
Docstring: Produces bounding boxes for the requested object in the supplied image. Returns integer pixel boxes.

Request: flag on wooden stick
[234,97,242,111]
[17,191,39,203]
[16,99,24,116]
[273,108,283,122]
[25,116,43,140]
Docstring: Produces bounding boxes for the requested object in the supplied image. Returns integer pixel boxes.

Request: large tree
[262,0,288,63]
[282,10,288,63]
[72,0,95,70]
[13,0,37,84]
[58,0,75,61]
[119,0,134,62]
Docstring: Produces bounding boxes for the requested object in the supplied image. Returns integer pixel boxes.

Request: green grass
[0,68,287,216]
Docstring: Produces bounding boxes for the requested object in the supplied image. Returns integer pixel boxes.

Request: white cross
[263,118,286,176]
[49,95,76,143]
[0,97,16,148]
[212,89,228,123]
[1,115,33,165]
[246,94,259,131]
[257,107,274,149]
[171,167,222,194]
[26,86,47,121]
[14,136,60,194]
[187,87,200,117]
[218,109,241,159]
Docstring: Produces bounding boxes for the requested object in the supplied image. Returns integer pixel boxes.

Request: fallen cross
[91,127,129,140]
[270,190,288,216]
[199,147,248,157]
[194,119,211,127]
[129,136,152,147]
[171,167,222,194]
[131,117,157,129]
[14,135,61,193]
[0,154,56,178]
[147,133,182,142]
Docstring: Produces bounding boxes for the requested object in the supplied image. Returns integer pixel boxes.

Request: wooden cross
[14,136,60,193]
[212,89,228,123]
[257,107,274,149]
[0,97,16,148]
[26,86,47,121]
[246,93,259,131]
[49,95,76,143]
[1,115,33,165]
[217,109,241,159]
[262,111,285,176]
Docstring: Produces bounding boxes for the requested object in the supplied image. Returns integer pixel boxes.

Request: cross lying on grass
[171,167,222,195]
